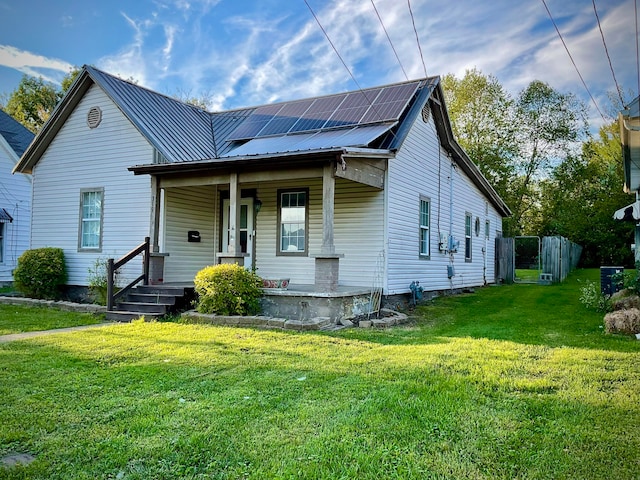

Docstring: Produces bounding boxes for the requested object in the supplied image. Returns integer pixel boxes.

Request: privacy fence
[495,235,582,285]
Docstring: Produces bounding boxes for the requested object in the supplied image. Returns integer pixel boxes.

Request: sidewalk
[0,322,117,344]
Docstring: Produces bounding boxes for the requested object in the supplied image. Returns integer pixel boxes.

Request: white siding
[0,140,31,282]
[253,178,384,286]
[163,185,218,282]
[386,109,503,294]
[30,85,153,285]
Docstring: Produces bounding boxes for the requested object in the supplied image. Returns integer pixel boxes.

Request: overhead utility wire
[370,0,409,81]
[540,0,607,122]
[407,0,428,78]
[592,0,625,107]
[303,0,401,126]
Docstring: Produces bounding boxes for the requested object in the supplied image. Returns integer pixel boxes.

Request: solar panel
[257,99,314,136]
[227,79,422,141]
[227,103,283,140]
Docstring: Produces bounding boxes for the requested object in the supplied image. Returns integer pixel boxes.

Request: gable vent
[87,106,102,129]
[421,104,431,123]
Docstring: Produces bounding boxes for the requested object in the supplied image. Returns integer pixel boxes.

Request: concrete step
[115,302,170,314]
[125,293,177,304]
[134,285,187,296]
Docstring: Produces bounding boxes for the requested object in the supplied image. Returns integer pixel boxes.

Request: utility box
[600,266,624,296]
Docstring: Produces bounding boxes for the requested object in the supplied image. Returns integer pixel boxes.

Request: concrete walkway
[0,322,117,344]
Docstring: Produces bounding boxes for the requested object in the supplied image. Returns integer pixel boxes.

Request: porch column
[312,161,343,291]
[148,176,167,284]
[217,172,246,266]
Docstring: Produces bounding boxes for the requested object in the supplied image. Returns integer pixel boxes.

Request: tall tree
[1,67,81,133]
[510,81,588,235]
[538,122,633,266]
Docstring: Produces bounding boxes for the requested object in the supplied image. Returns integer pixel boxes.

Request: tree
[509,81,588,236]
[2,75,61,133]
[1,67,81,133]
[538,122,633,266]
[441,69,517,198]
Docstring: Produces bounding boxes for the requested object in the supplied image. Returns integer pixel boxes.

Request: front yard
[0,269,638,479]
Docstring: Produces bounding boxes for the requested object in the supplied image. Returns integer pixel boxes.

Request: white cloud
[0,45,74,84]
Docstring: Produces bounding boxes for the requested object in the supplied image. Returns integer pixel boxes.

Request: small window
[485,220,490,239]
[419,197,430,258]
[475,217,480,237]
[277,189,308,256]
[78,188,104,251]
[465,212,472,262]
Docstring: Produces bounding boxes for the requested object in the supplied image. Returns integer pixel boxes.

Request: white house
[14,66,510,321]
[0,110,33,285]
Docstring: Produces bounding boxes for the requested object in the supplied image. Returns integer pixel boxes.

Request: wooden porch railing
[107,237,150,311]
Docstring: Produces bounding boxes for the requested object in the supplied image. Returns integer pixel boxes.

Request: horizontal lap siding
[31,85,152,285]
[253,178,383,286]
[386,109,503,294]
[0,147,31,282]
[163,186,217,282]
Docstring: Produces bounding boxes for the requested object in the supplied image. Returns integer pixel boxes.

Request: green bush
[579,280,611,313]
[14,247,67,299]
[194,264,263,315]
[87,257,120,305]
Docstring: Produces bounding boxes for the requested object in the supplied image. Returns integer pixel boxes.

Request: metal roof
[87,66,217,163]
[223,124,396,157]
[0,110,34,158]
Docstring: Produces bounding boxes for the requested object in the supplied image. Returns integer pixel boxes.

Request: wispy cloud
[0,45,73,84]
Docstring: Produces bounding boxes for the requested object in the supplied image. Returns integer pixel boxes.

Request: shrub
[87,257,120,305]
[14,247,67,299]
[194,263,263,315]
[579,280,611,313]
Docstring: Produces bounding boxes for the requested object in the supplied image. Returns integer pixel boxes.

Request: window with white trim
[79,188,104,251]
[419,197,430,257]
[485,220,490,239]
[465,212,472,262]
[277,189,308,255]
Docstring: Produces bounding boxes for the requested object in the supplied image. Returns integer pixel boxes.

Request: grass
[515,268,541,282]
[0,304,103,335]
[0,269,638,479]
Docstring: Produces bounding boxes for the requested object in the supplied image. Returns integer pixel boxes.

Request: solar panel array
[228,80,421,141]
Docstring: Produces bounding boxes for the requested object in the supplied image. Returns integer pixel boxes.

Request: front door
[222,198,254,268]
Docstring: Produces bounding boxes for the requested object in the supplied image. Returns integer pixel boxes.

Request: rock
[339,318,354,327]
[359,320,372,328]
[604,308,640,334]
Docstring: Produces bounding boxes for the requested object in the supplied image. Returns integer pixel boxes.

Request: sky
[0,0,637,129]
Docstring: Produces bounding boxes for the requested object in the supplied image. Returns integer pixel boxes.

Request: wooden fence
[496,235,582,285]
[495,237,515,284]
[541,236,582,283]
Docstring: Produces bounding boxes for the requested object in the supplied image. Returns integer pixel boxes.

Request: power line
[540,0,607,122]
[592,0,625,106]
[407,0,428,78]
[370,0,409,81]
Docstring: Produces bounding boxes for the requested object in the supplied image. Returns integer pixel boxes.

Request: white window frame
[277,189,308,256]
[465,212,472,262]
[419,196,430,258]
[78,188,104,252]
[0,222,4,263]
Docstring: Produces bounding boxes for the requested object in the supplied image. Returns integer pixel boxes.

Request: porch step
[105,310,161,322]
[106,284,194,322]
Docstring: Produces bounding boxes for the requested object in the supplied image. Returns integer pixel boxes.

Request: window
[419,197,430,257]
[465,212,472,262]
[78,188,104,251]
[485,220,490,239]
[277,189,308,255]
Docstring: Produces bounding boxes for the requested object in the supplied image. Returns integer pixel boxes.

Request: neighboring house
[14,65,510,312]
[0,110,33,285]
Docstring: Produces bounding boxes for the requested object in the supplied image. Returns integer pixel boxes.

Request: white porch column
[150,176,161,253]
[218,172,246,266]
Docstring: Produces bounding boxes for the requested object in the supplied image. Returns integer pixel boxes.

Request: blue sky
[0,0,636,128]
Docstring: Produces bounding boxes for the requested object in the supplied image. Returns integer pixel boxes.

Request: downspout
[449,159,456,291]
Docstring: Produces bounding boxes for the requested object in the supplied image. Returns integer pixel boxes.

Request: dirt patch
[1,453,35,468]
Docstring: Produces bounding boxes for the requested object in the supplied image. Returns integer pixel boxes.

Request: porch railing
[107,237,150,311]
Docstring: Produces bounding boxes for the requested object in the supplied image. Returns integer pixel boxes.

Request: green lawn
[0,269,638,479]
[0,304,103,335]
